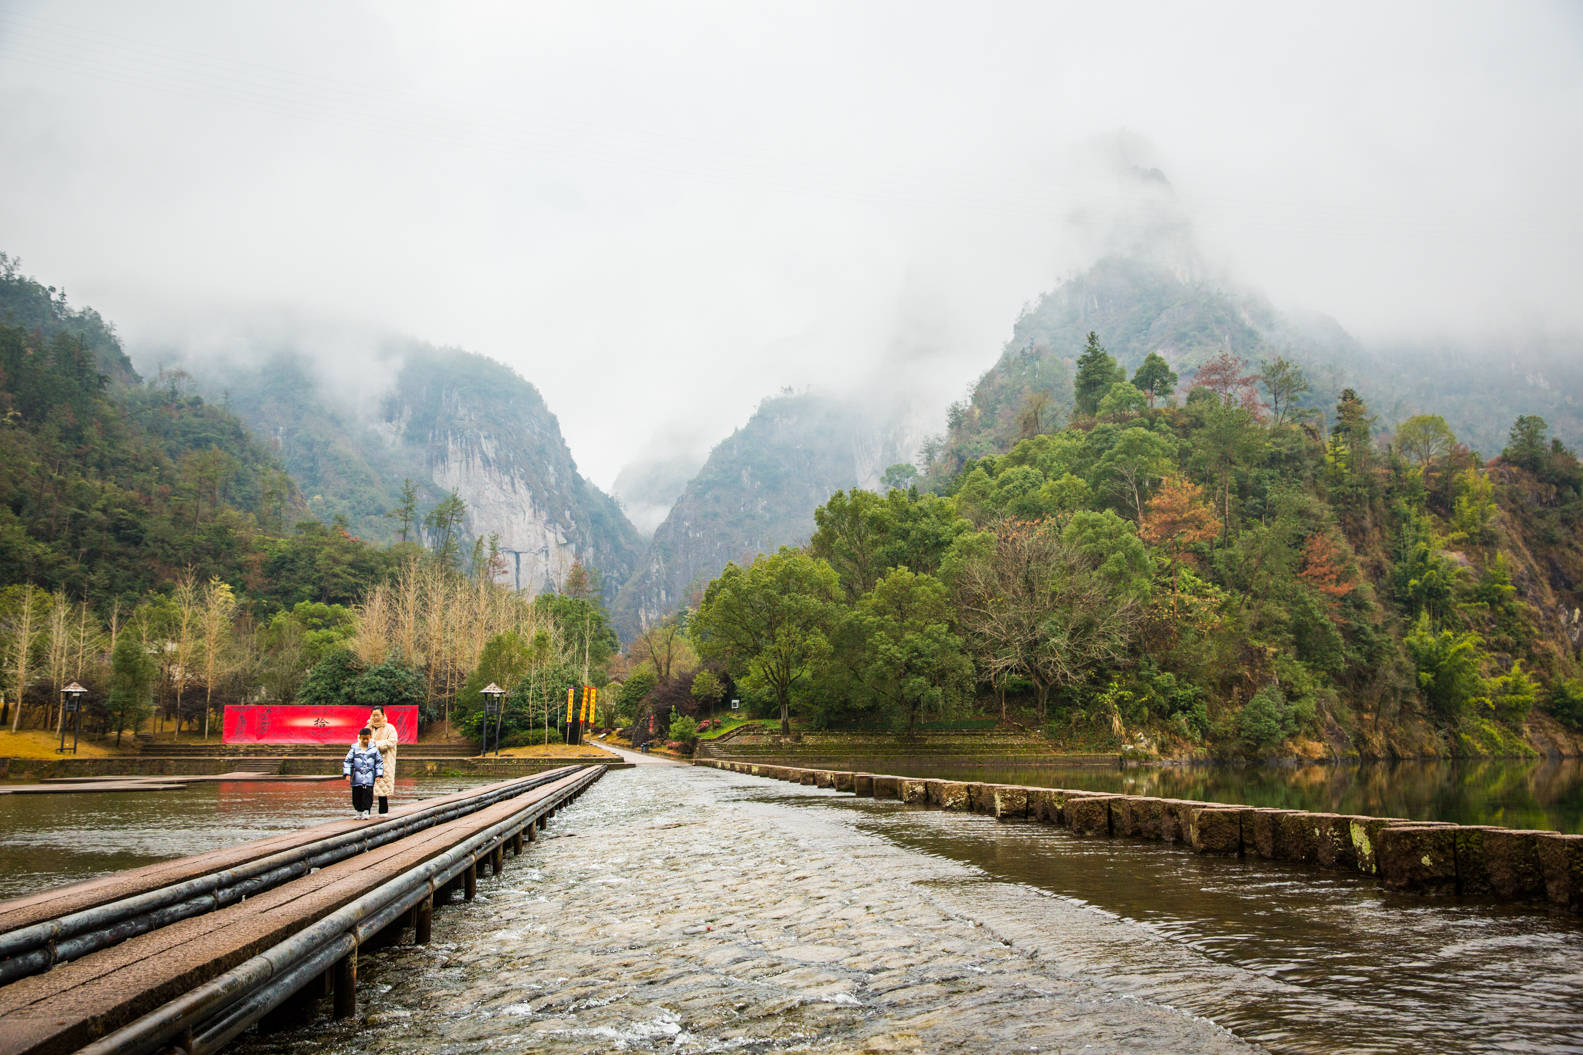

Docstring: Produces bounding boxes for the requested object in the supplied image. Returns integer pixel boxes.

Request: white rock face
[429,435,579,594]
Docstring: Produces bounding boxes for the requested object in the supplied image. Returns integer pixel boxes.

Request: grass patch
[494,742,621,759]
[0,729,130,759]
[698,718,781,740]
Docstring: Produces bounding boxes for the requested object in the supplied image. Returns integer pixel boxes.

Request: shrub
[1237,685,1296,755]
[668,713,699,748]
[1546,678,1583,731]
[1404,613,1486,719]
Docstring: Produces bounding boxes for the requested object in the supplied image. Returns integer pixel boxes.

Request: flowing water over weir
[235,760,1583,1055]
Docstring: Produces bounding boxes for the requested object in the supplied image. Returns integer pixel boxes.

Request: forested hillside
[691,342,1583,758]
[0,259,400,607]
[0,258,622,744]
[926,256,1583,480]
[166,350,443,546]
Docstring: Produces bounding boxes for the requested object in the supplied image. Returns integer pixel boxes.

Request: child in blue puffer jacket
[343,726,385,819]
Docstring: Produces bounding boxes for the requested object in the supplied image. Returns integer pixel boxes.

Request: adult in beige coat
[368,706,398,814]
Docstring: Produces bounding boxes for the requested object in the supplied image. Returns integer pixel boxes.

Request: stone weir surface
[696,759,1583,912]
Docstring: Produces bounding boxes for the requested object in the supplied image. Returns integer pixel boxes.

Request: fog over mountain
[2,1,1580,495]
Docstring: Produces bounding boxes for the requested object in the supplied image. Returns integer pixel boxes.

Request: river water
[220,760,1582,1055]
[0,777,492,899]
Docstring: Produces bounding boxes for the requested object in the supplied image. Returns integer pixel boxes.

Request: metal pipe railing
[0,766,585,985]
[75,764,604,1055]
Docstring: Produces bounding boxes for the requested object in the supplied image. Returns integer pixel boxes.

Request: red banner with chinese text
[222,705,419,745]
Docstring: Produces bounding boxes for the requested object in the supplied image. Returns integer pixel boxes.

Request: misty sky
[2,1,1580,491]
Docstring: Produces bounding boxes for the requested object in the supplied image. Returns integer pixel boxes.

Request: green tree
[667,712,699,750]
[1072,332,1125,417]
[690,669,723,715]
[618,666,658,718]
[1095,426,1176,521]
[1189,398,1262,539]
[1546,678,1583,731]
[1258,356,1310,426]
[840,568,973,735]
[1237,684,1298,755]
[692,548,841,735]
[1502,415,1549,470]
[1097,381,1148,421]
[1395,414,1457,469]
[1131,352,1178,408]
[881,463,919,492]
[1493,661,1537,723]
[1405,613,1485,719]
[1451,468,1497,542]
[459,630,535,708]
[423,491,468,568]
[533,593,617,678]
[1061,510,1152,598]
[1327,388,1376,482]
[810,488,896,599]
[297,647,367,708]
[105,629,155,745]
[353,660,427,712]
[393,478,419,543]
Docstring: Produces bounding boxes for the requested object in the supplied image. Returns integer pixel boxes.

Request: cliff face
[613,392,910,634]
[377,348,643,600]
[153,338,643,606]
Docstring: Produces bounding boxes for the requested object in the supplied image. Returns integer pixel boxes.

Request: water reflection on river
[815,756,1583,833]
[0,777,491,900]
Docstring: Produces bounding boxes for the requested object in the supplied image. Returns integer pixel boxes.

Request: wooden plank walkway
[0,767,599,1055]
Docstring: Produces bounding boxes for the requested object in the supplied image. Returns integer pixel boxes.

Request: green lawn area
[697,717,782,740]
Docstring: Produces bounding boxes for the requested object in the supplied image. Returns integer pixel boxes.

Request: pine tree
[1072,332,1124,417]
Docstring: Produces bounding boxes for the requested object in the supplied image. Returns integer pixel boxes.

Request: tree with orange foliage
[1298,532,1357,607]
[1140,475,1221,567]
[1141,475,1221,615]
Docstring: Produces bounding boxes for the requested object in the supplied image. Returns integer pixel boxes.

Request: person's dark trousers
[378,795,389,814]
[352,784,373,814]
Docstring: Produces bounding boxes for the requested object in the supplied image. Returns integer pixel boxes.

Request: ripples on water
[241,767,1581,1055]
[835,797,1583,1054]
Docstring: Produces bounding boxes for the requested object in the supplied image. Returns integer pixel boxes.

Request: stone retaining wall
[695,759,1583,913]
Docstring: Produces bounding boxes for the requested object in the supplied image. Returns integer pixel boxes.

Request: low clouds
[1,0,1579,486]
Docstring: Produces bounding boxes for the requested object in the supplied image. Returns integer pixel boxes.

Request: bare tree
[199,577,238,740]
[170,569,201,734]
[1,586,46,732]
[952,520,1140,721]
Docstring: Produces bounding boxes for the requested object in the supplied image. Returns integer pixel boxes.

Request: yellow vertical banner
[566,686,575,726]
[589,684,597,726]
